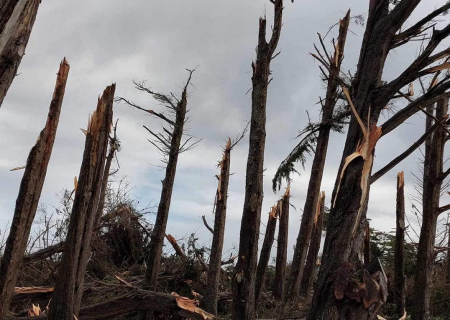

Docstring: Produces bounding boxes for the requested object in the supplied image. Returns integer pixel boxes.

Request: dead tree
[94,119,120,229]
[308,2,450,319]
[0,0,41,108]
[117,69,197,290]
[273,186,290,301]
[274,11,350,298]
[394,171,406,317]
[411,97,448,320]
[255,205,278,303]
[0,58,69,319]
[232,1,285,319]
[48,84,114,320]
[204,137,237,315]
[300,191,325,298]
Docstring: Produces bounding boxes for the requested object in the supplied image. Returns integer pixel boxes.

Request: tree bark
[287,10,350,298]
[364,223,371,266]
[411,97,448,320]
[394,171,406,317]
[255,205,278,303]
[0,58,69,319]
[144,76,190,290]
[204,139,231,315]
[308,1,425,319]
[300,191,325,298]
[0,0,41,108]
[48,84,114,320]
[273,187,290,301]
[232,1,283,319]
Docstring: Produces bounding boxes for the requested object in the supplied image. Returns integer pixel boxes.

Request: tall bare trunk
[203,139,231,315]
[394,171,406,317]
[288,11,350,297]
[300,191,325,298]
[0,58,69,318]
[232,1,284,319]
[0,0,41,108]
[411,98,448,320]
[364,223,371,266]
[273,187,290,301]
[255,205,278,303]
[48,84,114,320]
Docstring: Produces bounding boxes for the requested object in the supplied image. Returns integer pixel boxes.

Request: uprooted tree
[117,69,199,290]
[307,1,450,319]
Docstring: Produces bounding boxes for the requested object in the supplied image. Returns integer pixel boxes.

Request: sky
[1,0,450,261]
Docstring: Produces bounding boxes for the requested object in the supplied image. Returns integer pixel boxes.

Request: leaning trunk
[288,11,350,297]
[48,84,114,320]
[300,191,325,298]
[0,0,41,107]
[145,85,188,290]
[231,1,283,319]
[411,98,448,320]
[273,187,290,301]
[204,139,231,315]
[0,59,69,318]
[394,171,406,317]
[255,205,278,303]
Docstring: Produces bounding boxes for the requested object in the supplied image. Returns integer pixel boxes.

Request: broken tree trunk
[411,97,448,320]
[300,191,325,298]
[0,0,41,108]
[47,84,114,320]
[255,205,278,303]
[204,139,232,315]
[273,187,290,301]
[394,171,406,317]
[144,72,193,290]
[287,11,350,298]
[232,1,284,319]
[364,223,371,266]
[0,58,69,319]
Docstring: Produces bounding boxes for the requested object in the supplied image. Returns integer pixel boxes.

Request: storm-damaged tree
[117,69,199,290]
[411,97,449,320]
[394,171,406,317]
[273,11,351,299]
[0,0,41,108]
[48,84,114,320]
[273,186,290,301]
[255,205,278,303]
[231,1,286,318]
[0,58,69,319]
[307,1,450,319]
[204,129,247,315]
[300,191,325,298]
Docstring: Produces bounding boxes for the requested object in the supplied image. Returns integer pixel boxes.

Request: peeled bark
[287,10,350,298]
[255,205,278,302]
[394,171,406,317]
[145,77,190,290]
[0,0,41,108]
[0,58,69,318]
[232,1,283,319]
[411,98,448,320]
[300,191,325,298]
[48,84,114,320]
[204,139,231,315]
[273,187,290,301]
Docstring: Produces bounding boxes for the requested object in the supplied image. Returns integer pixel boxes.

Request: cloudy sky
[1,0,450,260]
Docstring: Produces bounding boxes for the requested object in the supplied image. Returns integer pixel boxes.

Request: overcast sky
[1,0,450,260]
